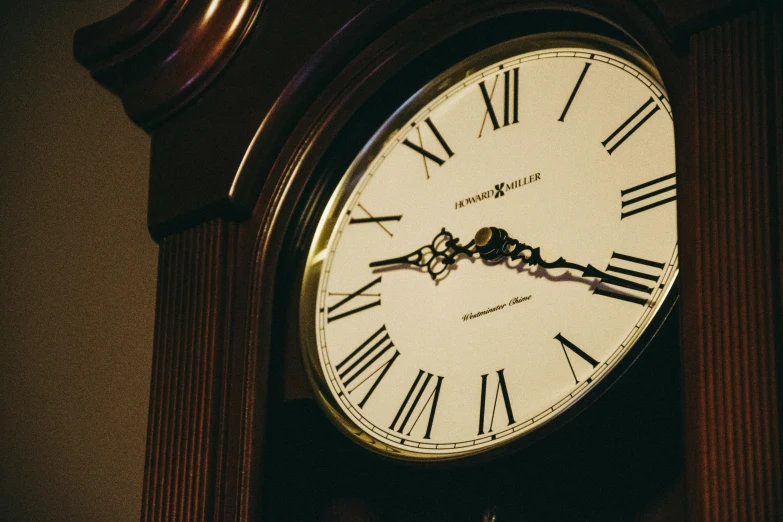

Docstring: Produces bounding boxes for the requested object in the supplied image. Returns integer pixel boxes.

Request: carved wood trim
[680,8,783,521]
[141,220,240,521]
[73,0,264,131]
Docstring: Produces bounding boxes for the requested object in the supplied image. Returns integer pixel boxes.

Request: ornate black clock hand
[474,227,653,293]
[369,228,478,280]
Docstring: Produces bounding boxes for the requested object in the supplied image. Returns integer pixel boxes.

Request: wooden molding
[141,220,241,521]
[73,0,264,131]
[679,8,783,520]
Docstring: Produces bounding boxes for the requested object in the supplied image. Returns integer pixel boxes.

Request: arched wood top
[74,0,264,131]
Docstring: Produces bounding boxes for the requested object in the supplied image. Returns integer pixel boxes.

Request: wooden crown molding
[73,0,264,131]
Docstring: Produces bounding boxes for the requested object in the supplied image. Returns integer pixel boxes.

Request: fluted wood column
[681,8,783,521]
[141,220,239,522]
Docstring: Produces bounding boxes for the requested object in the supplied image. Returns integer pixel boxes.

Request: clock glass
[300,34,677,461]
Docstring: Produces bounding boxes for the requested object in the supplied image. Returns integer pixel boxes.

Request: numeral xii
[478,369,515,435]
[478,67,519,135]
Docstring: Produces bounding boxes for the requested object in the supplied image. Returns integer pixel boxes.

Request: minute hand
[474,227,653,293]
[369,228,477,280]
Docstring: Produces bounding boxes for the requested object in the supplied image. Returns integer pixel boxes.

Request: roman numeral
[602,97,660,154]
[554,333,598,384]
[621,173,677,219]
[592,252,665,306]
[478,67,519,136]
[327,277,381,323]
[348,203,402,237]
[401,117,454,178]
[389,370,444,439]
[477,369,515,436]
[558,62,591,122]
[335,325,400,408]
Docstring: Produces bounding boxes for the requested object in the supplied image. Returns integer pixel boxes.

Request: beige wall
[0,2,156,520]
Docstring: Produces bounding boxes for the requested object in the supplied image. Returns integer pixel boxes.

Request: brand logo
[462,294,533,322]
[454,173,540,210]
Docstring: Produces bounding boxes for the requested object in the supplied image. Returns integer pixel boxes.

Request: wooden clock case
[75,0,782,520]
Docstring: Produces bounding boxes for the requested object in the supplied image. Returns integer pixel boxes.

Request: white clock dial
[302,36,677,460]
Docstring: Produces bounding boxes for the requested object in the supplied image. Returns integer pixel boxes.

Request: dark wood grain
[144,0,373,239]
[679,8,783,521]
[74,0,264,130]
[141,220,239,521]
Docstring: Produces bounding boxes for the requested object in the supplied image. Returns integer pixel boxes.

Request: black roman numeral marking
[558,62,591,122]
[389,370,444,439]
[335,325,400,408]
[327,277,381,323]
[401,117,454,178]
[592,252,665,306]
[477,369,515,436]
[478,67,519,136]
[621,173,677,219]
[554,333,598,384]
[602,97,661,154]
[348,203,402,237]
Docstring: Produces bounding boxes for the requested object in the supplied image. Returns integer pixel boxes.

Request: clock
[300,33,678,461]
[75,0,782,519]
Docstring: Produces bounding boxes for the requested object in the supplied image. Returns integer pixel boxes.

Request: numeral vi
[477,369,515,436]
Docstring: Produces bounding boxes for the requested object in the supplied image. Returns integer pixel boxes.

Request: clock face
[300,35,677,461]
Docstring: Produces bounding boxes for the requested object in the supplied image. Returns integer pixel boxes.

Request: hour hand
[474,227,654,293]
[369,228,477,280]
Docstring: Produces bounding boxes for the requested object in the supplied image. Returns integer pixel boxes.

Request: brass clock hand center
[473,227,493,248]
